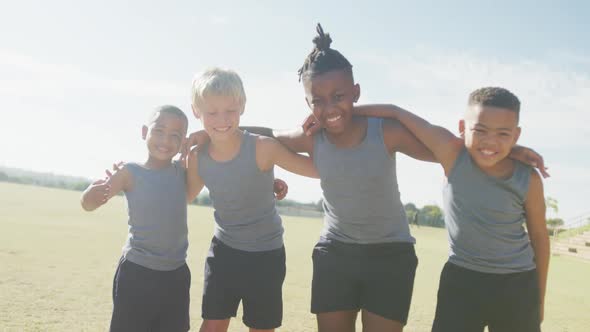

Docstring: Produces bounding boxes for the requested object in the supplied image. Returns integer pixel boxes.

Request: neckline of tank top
[206,130,247,165]
[130,161,178,172]
[465,151,522,184]
[321,116,373,151]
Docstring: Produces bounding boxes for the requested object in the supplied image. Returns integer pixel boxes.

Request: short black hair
[149,105,189,133]
[468,87,521,116]
[298,23,353,82]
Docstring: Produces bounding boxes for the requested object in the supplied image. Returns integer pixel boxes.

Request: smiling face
[460,104,521,170]
[303,69,360,135]
[143,112,187,163]
[193,94,243,142]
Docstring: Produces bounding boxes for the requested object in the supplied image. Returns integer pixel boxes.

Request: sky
[1,1,589,224]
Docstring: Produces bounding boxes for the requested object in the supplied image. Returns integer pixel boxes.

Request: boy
[356,87,550,332]
[81,105,192,332]
[185,68,319,332]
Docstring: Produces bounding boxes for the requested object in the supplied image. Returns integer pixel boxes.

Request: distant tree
[545,197,562,231]
[545,197,559,215]
[0,171,8,181]
[404,203,418,218]
[404,203,419,226]
[546,217,565,236]
[418,205,445,228]
[546,218,564,228]
[71,181,91,191]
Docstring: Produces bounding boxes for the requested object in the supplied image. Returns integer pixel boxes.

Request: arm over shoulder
[256,136,318,178]
[186,146,206,203]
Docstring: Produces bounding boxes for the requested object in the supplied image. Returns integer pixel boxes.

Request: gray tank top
[197,131,283,252]
[443,147,536,273]
[122,162,188,271]
[313,117,415,244]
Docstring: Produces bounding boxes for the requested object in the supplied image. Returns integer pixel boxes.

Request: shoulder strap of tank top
[448,146,470,180]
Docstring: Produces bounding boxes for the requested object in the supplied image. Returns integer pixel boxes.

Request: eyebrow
[473,123,513,131]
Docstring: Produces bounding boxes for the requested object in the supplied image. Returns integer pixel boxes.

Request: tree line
[1,167,446,227]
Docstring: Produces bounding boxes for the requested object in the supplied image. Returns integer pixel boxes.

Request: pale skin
[354,103,550,323]
[188,95,318,332]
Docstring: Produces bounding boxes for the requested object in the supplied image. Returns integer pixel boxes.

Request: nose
[480,135,498,147]
[222,113,232,125]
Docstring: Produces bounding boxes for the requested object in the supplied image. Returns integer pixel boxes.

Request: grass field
[1,182,589,331]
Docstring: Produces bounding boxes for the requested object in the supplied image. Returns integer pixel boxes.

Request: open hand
[302,114,322,136]
[180,130,210,165]
[85,178,110,206]
[105,161,124,179]
[513,147,549,178]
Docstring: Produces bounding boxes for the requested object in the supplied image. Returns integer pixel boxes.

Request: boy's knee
[200,319,231,332]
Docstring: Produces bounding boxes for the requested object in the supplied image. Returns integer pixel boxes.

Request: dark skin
[239,69,434,332]
[244,70,436,166]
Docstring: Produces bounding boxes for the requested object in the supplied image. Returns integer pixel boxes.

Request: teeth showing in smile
[327,115,342,123]
[480,149,496,156]
[215,127,230,132]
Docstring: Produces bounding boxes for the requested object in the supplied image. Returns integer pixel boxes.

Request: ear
[458,120,465,138]
[191,104,201,119]
[142,125,148,140]
[304,96,312,109]
[352,83,361,103]
[513,126,521,144]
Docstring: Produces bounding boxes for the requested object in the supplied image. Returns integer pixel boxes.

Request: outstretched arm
[256,136,319,179]
[355,104,462,175]
[81,166,131,211]
[524,170,550,323]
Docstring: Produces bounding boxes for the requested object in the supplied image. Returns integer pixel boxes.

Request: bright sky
[2,1,589,224]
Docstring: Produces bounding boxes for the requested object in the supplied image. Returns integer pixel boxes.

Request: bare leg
[317,310,359,332]
[361,310,403,332]
[200,319,231,332]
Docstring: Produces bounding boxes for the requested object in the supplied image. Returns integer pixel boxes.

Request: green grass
[1,182,589,331]
[554,223,590,240]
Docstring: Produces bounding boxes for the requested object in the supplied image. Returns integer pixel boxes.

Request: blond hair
[191,67,246,114]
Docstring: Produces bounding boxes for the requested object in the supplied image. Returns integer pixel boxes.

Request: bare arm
[80,166,131,211]
[509,146,550,178]
[256,136,319,178]
[382,119,437,162]
[186,147,206,203]
[243,126,314,155]
[356,104,462,175]
[524,170,550,323]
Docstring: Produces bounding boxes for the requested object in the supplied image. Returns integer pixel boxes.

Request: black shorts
[202,237,286,329]
[110,257,191,332]
[432,262,541,332]
[311,238,418,325]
